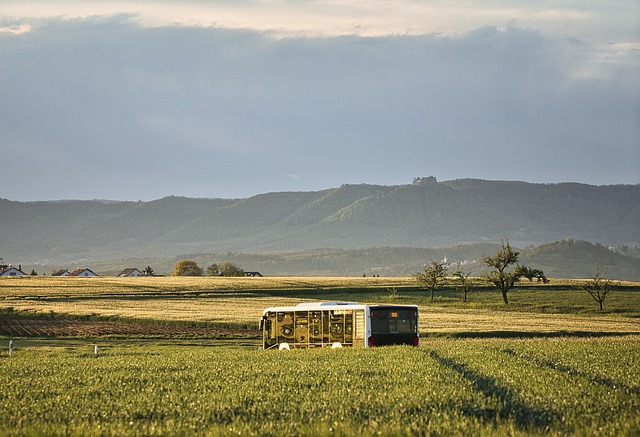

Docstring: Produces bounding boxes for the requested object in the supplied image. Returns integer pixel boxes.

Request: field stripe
[428,349,563,433]
[501,348,640,397]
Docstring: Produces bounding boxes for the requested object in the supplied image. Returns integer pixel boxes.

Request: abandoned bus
[260,302,419,350]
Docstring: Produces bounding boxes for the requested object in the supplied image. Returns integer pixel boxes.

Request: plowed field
[0,318,258,338]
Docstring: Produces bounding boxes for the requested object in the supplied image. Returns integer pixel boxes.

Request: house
[0,266,26,277]
[245,271,263,277]
[52,269,70,276]
[118,268,143,277]
[68,268,98,277]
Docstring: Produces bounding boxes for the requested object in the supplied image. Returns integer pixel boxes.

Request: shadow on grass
[426,331,640,339]
[428,350,565,433]
[502,348,640,397]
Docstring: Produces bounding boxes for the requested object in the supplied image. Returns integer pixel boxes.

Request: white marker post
[94,345,98,357]
[9,340,13,357]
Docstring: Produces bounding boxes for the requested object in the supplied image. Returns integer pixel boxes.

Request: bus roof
[261,301,418,315]
[262,301,368,314]
[296,301,360,307]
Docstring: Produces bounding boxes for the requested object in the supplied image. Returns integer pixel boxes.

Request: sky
[1,1,639,201]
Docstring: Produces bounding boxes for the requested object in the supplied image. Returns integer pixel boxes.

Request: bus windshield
[369,306,418,346]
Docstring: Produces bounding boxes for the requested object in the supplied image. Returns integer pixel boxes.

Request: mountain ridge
[1,178,638,263]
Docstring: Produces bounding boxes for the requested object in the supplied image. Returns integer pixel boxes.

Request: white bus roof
[261,301,419,315]
[296,301,360,307]
[262,301,368,314]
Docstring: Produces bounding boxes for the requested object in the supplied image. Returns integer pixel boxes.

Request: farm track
[0,318,259,338]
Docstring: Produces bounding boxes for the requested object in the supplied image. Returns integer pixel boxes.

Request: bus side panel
[354,309,366,347]
[263,305,372,349]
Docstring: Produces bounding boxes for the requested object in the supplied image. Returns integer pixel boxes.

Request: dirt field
[0,318,258,338]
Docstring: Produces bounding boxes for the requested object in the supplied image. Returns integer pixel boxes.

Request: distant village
[0,259,149,278]
[0,258,262,278]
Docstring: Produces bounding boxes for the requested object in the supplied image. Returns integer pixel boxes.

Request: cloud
[3,1,638,41]
[0,14,638,201]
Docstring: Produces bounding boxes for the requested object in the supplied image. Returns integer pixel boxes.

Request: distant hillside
[520,239,640,281]
[29,240,640,281]
[1,179,639,264]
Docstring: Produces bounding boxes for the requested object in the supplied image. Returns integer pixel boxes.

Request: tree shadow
[428,350,565,433]
[443,331,640,339]
[502,348,640,397]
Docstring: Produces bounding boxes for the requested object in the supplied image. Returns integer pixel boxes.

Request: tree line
[172,260,245,277]
[414,240,616,311]
[173,242,617,311]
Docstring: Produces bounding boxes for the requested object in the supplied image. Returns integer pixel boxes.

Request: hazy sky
[1,1,639,201]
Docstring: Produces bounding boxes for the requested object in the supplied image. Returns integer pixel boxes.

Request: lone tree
[483,240,523,304]
[452,264,473,303]
[579,269,615,311]
[143,266,154,276]
[515,265,548,283]
[414,259,448,301]
[173,260,203,276]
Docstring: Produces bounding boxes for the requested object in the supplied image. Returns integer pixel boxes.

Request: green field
[1,276,639,435]
[1,338,638,436]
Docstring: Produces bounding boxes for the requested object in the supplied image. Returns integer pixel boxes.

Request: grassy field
[1,276,639,435]
[0,337,638,436]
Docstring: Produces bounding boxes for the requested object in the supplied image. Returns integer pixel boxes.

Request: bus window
[371,310,390,334]
[322,310,330,344]
[371,309,416,334]
[309,311,322,344]
[396,317,414,334]
[329,310,345,343]
[369,306,418,346]
[294,311,309,345]
[344,311,353,344]
[277,311,294,344]
[264,312,277,349]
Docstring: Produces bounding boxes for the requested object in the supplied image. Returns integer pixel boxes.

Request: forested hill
[1,178,639,262]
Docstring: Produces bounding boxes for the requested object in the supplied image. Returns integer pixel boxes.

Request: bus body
[260,302,419,350]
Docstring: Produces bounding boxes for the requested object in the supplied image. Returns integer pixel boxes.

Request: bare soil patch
[0,318,258,338]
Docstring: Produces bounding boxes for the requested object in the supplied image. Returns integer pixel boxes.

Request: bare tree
[387,287,398,301]
[579,269,615,311]
[414,259,448,301]
[452,264,473,303]
[483,240,521,304]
